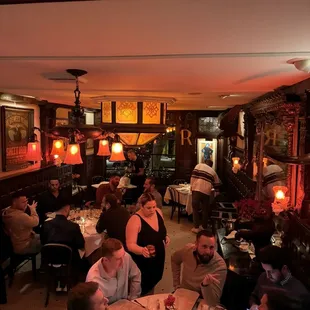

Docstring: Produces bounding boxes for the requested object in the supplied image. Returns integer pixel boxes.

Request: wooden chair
[168,187,186,223]
[41,243,72,307]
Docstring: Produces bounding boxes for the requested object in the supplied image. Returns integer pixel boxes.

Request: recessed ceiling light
[287,58,310,73]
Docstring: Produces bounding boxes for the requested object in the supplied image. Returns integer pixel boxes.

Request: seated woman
[126,193,170,295]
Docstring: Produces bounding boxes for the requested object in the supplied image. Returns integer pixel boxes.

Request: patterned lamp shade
[64,143,83,165]
[25,141,42,162]
[97,139,111,156]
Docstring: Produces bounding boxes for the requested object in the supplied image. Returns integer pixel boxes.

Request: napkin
[224,230,237,239]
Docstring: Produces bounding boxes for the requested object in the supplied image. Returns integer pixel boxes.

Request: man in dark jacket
[249,245,309,309]
[40,200,85,268]
[96,194,130,247]
[37,178,68,225]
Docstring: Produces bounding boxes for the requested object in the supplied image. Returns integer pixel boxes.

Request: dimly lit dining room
[1,1,310,310]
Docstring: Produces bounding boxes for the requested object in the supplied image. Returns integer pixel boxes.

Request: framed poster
[1,106,34,172]
[197,138,217,171]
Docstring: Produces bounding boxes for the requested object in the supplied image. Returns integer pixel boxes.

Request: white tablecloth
[133,288,200,310]
[91,181,137,189]
[164,185,193,215]
[78,218,106,258]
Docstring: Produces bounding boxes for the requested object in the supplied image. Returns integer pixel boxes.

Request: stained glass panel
[101,102,112,123]
[137,133,159,145]
[142,102,161,124]
[116,102,138,124]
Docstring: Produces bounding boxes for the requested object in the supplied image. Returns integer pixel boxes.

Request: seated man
[96,194,130,246]
[67,281,109,310]
[142,177,162,209]
[258,287,310,310]
[40,200,85,267]
[250,245,309,309]
[95,174,122,208]
[2,192,41,255]
[86,238,141,304]
[37,177,68,225]
[171,230,227,306]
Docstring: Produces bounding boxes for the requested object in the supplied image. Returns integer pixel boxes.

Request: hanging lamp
[51,139,65,157]
[110,134,126,161]
[97,139,111,156]
[64,134,83,165]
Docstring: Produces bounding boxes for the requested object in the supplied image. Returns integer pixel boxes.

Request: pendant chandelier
[25,69,126,165]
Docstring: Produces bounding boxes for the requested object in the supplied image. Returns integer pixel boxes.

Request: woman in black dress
[126,193,170,295]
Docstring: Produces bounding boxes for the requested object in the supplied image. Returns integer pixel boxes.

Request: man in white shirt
[86,238,141,304]
[190,159,221,233]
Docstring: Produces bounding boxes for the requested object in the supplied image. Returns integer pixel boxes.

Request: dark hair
[67,281,98,310]
[205,159,213,167]
[146,177,156,187]
[109,173,120,179]
[54,198,71,212]
[262,287,306,310]
[127,149,136,155]
[11,191,26,201]
[49,177,60,182]
[139,192,155,207]
[259,245,289,271]
[196,230,215,241]
[101,238,123,258]
[104,194,118,209]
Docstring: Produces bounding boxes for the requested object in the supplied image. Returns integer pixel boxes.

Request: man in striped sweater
[190,159,221,233]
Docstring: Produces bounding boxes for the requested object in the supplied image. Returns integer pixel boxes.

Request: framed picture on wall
[1,106,34,172]
[197,138,218,171]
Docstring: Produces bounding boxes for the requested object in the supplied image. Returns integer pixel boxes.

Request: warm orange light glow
[109,142,126,161]
[97,139,111,156]
[25,142,42,162]
[232,157,240,165]
[64,144,83,165]
[51,139,65,157]
[54,154,59,159]
[275,190,285,200]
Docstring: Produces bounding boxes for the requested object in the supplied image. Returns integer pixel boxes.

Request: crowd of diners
[1,149,310,310]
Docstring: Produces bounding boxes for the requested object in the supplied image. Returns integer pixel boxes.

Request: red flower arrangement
[234,199,271,221]
[164,294,176,310]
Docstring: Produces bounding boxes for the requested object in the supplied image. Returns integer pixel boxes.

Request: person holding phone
[2,191,41,254]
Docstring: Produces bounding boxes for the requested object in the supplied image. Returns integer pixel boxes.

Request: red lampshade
[109,142,126,161]
[97,139,111,156]
[51,139,65,157]
[64,143,83,165]
[25,141,42,162]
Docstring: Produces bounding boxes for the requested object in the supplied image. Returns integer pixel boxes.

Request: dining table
[108,288,207,310]
[46,209,106,258]
[164,184,193,214]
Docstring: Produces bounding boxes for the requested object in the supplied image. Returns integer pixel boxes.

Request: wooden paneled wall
[0,164,72,210]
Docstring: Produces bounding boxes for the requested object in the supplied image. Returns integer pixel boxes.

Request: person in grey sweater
[249,245,309,310]
[171,230,227,306]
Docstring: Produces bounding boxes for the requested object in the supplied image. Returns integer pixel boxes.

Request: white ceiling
[0,0,310,110]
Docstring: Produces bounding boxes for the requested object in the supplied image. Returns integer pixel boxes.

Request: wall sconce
[25,127,42,162]
[97,139,111,156]
[272,186,289,215]
[232,157,241,174]
[64,135,83,165]
[110,134,126,162]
